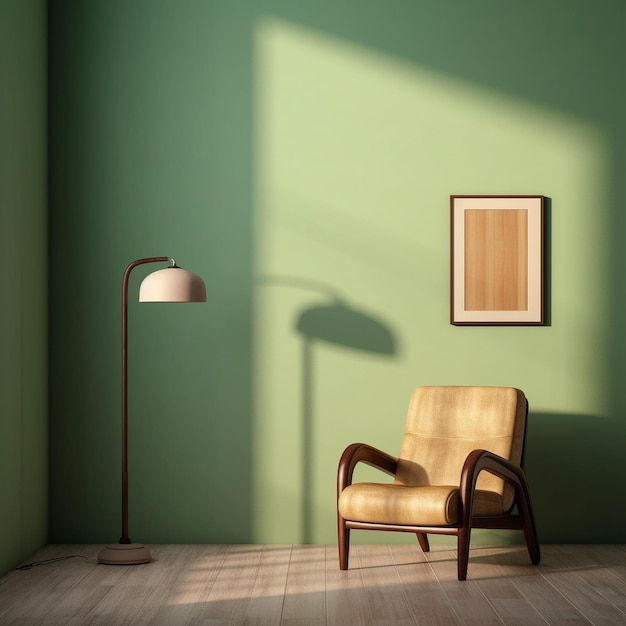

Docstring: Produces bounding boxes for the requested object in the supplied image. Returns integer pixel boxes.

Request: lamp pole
[120,258,168,545]
[98,257,205,565]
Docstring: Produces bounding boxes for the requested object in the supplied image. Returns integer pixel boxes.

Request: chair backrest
[394,386,527,507]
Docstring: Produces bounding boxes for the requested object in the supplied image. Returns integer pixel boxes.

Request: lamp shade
[139,266,207,302]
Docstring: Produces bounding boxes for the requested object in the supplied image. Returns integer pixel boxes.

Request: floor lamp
[97,257,207,565]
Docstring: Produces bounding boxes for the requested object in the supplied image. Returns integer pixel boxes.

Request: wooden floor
[1,543,626,624]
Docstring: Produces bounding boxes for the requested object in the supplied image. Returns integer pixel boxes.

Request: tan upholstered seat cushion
[338,483,505,526]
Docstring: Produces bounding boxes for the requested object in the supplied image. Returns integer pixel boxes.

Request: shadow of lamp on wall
[261,278,397,543]
[98,257,206,566]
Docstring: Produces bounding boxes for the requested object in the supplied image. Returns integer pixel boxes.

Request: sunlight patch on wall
[252,18,609,544]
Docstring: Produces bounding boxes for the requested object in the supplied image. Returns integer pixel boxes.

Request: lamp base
[97,543,151,565]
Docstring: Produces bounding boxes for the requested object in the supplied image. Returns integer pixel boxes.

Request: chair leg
[338,516,350,570]
[524,522,541,565]
[517,483,541,565]
[416,532,430,553]
[457,527,471,581]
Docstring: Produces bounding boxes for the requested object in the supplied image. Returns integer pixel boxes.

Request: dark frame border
[450,195,545,326]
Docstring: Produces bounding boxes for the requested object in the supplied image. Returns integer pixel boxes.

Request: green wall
[48,0,626,547]
[0,0,48,574]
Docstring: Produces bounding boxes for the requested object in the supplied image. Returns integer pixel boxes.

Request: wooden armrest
[461,449,527,491]
[460,449,533,520]
[337,443,398,496]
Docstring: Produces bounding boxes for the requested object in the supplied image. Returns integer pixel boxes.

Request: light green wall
[49,0,626,547]
[0,0,48,574]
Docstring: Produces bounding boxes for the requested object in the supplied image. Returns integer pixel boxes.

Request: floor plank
[357,543,416,624]
[538,545,626,625]
[389,543,460,625]
[481,546,590,625]
[326,543,374,626]
[424,547,504,625]
[281,544,326,625]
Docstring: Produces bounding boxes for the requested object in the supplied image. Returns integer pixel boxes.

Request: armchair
[337,386,540,580]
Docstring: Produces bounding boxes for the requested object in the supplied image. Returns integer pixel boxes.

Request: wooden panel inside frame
[464,209,528,311]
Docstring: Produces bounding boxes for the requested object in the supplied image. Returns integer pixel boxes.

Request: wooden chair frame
[337,410,540,580]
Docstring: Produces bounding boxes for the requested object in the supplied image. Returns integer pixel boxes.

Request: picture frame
[450,195,544,325]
